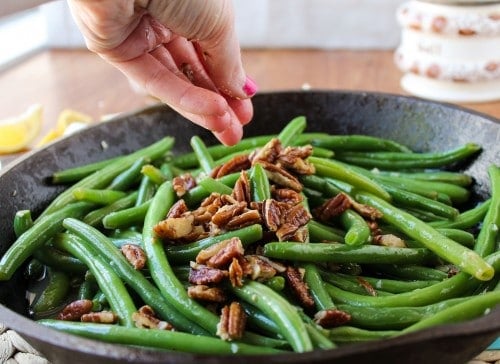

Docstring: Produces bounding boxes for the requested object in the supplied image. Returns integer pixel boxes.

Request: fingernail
[242,75,258,97]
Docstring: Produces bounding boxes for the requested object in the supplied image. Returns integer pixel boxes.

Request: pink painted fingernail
[243,75,258,97]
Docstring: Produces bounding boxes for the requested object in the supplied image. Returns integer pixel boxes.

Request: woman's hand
[68,0,257,145]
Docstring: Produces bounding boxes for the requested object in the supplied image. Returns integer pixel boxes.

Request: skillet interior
[0,91,499,364]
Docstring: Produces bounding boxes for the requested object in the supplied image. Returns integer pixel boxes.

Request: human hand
[68,0,257,145]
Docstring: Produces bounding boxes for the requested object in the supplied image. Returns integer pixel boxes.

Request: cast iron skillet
[0,91,499,364]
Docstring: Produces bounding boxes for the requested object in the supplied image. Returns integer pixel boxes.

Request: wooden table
[0,49,499,146]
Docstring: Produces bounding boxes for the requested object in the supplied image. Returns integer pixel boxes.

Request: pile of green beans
[1,118,499,356]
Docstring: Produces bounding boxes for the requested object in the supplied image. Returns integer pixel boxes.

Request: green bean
[165,224,263,264]
[474,166,500,257]
[143,181,221,334]
[38,320,283,355]
[141,164,168,185]
[339,209,372,246]
[429,199,491,229]
[337,297,470,330]
[381,183,459,219]
[368,264,448,281]
[303,263,336,310]
[190,135,215,174]
[102,200,151,229]
[264,276,286,292]
[311,147,334,158]
[401,290,500,334]
[436,228,475,248]
[320,271,393,297]
[333,273,440,294]
[197,176,233,195]
[107,157,147,191]
[13,210,33,238]
[41,137,174,218]
[305,324,336,349]
[231,280,313,352]
[135,175,156,206]
[403,207,448,222]
[311,135,412,153]
[72,188,127,205]
[83,191,138,227]
[62,218,208,335]
[307,220,345,243]
[183,172,240,206]
[300,175,342,197]
[250,163,271,201]
[33,244,87,274]
[241,302,282,338]
[376,170,473,187]
[78,275,98,300]
[326,326,399,342]
[356,192,494,281]
[32,267,70,315]
[53,233,136,327]
[0,201,93,280]
[24,259,44,280]
[277,116,306,147]
[334,143,481,170]
[310,157,391,201]
[263,242,433,265]
[108,229,143,248]
[51,156,122,184]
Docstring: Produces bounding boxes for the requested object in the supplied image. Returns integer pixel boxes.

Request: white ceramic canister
[395,0,500,102]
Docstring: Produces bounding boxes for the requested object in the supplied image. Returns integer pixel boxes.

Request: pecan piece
[356,277,378,296]
[217,302,246,341]
[211,154,251,178]
[167,199,189,218]
[189,265,227,285]
[272,187,303,204]
[245,255,277,281]
[81,311,118,324]
[228,257,244,287]
[58,299,93,321]
[349,198,383,220]
[232,170,251,204]
[250,138,281,164]
[314,193,351,221]
[207,237,244,269]
[258,161,302,191]
[314,309,351,328]
[132,305,173,330]
[121,243,147,270]
[277,204,311,241]
[373,234,406,248]
[277,145,315,175]
[225,209,262,230]
[284,267,315,309]
[187,285,226,302]
[172,173,196,197]
[154,214,196,240]
[262,199,284,231]
[211,201,247,227]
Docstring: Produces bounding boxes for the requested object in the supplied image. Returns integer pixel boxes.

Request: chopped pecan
[121,244,147,270]
[245,255,277,281]
[288,225,309,243]
[58,299,93,321]
[207,237,245,269]
[277,145,315,175]
[211,154,251,179]
[356,277,378,296]
[154,214,196,240]
[217,302,246,341]
[367,220,382,236]
[284,266,315,309]
[313,193,351,221]
[132,305,173,330]
[187,285,226,302]
[250,138,281,164]
[314,309,351,328]
[349,198,383,220]
[211,201,247,227]
[81,311,118,324]
[232,170,251,204]
[258,161,302,191]
[189,265,227,285]
[228,257,244,287]
[277,204,311,241]
[225,209,262,230]
[262,199,284,231]
[272,187,303,204]
[167,199,189,218]
[373,234,406,248]
[172,173,196,197]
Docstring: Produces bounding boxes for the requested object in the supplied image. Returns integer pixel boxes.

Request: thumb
[146,0,257,99]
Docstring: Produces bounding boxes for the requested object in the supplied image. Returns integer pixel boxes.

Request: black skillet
[0,91,499,364]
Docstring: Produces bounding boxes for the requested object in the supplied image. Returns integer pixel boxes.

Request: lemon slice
[37,109,93,147]
[0,104,43,154]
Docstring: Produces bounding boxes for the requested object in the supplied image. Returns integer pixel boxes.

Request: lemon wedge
[0,104,43,154]
[37,109,93,147]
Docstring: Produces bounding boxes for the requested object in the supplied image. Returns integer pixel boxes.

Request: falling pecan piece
[58,299,93,321]
[217,302,246,341]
